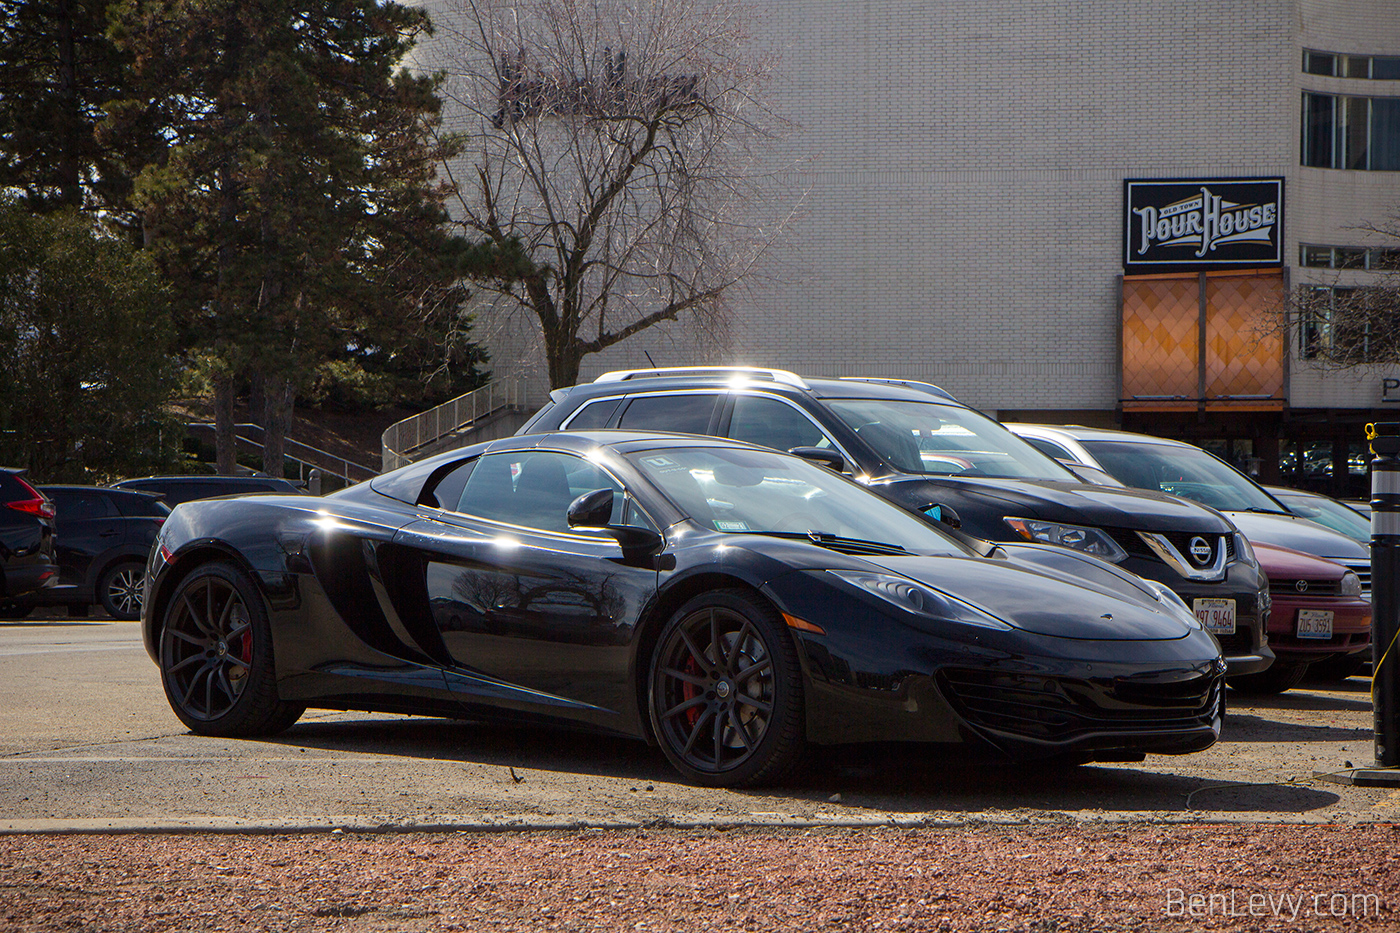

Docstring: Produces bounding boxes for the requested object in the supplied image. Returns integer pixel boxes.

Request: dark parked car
[111,475,304,506]
[0,468,57,613]
[143,432,1225,787]
[522,368,1272,676]
[8,486,170,620]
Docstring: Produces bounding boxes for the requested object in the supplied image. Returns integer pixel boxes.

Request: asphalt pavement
[3,614,1398,834]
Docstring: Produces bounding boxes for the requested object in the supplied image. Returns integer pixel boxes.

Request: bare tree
[1284,219,1400,370]
[431,0,790,388]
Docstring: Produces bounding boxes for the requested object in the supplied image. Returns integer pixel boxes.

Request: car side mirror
[789,447,845,472]
[567,488,664,558]
[920,502,962,529]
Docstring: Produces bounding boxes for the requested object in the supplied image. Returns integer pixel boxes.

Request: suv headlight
[826,570,1012,631]
[1004,518,1128,563]
[1340,571,1363,598]
[1232,532,1256,567]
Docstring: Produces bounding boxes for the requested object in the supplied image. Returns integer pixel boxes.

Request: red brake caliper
[681,654,703,727]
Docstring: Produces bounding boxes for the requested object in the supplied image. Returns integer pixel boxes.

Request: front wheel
[98,560,146,621]
[648,590,805,787]
[159,561,304,736]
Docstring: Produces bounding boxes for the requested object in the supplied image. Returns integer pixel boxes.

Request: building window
[1304,50,1400,80]
[1302,93,1400,170]
[1298,245,1400,269]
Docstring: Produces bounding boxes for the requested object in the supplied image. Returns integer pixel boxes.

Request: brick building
[418,0,1400,497]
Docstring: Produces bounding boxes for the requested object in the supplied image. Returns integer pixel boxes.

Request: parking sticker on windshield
[641,456,675,468]
[714,520,750,532]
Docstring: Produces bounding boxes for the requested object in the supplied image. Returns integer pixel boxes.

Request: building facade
[420,0,1400,498]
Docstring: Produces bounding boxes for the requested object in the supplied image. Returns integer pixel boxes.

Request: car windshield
[1080,440,1287,513]
[626,446,969,555]
[1273,491,1370,542]
[823,399,1078,480]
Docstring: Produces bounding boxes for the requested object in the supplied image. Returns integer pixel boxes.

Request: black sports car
[143,431,1226,787]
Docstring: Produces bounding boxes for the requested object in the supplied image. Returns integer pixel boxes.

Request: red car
[1229,542,1371,694]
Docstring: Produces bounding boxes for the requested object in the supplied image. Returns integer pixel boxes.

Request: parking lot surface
[2,615,1397,831]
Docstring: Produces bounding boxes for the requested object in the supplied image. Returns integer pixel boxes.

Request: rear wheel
[0,602,32,620]
[1228,660,1309,695]
[648,590,805,787]
[98,560,146,621]
[159,562,303,736]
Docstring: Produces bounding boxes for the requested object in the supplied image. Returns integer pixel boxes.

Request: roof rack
[837,377,961,403]
[593,367,810,389]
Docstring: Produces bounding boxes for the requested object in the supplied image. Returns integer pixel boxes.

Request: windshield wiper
[1238,507,1291,515]
[748,530,909,555]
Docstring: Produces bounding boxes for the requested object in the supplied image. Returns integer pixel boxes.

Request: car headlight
[1340,571,1363,598]
[1004,518,1128,563]
[826,570,1012,631]
[1137,578,1202,630]
[1232,532,1256,567]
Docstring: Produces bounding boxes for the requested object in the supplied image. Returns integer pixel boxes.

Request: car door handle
[99,530,120,537]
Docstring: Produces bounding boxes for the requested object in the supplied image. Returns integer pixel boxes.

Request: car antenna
[643,350,657,368]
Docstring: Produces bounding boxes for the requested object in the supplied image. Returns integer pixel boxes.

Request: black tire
[98,560,146,621]
[1306,654,1368,682]
[158,561,304,737]
[1228,660,1310,695]
[647,589,805,787]
[0,602,32,620]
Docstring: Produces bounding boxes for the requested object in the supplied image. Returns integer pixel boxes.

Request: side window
[616,394,719,435]
[111,493,169,517]
[564,398,622,429]
[455,451,647,533]
[49,491,114,521]
[1023,436,1076,462]
[727,395,832,452]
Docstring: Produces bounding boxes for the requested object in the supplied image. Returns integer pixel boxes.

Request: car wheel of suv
[98,560,146,621]
[1228,660,1310,695]
[159,561,304,736]
[648,590,805,787]
[0,602,32,619]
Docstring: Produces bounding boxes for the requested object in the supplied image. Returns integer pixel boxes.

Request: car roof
[555,369,966,407]
[40,484,162,499]
[1005,424,1190,447]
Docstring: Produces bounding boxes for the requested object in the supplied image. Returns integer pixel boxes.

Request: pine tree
[105,0,479,473]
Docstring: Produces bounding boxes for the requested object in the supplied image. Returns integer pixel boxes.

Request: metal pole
[1370,422,1400,767]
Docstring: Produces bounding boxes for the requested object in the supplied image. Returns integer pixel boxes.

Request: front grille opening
[938,668,1220,742]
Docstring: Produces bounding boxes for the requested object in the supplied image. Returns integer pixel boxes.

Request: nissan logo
[1189,537,1212,565]
[1295,579,1309,593]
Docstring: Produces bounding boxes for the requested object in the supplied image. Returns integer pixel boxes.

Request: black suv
[0,468,58,613]
[522,367,1273,676]
[10,486,170,620]
[109,474,304,506]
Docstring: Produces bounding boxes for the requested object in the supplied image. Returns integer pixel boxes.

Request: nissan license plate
[1193,598,1236,635]
[1297,609,1334,639]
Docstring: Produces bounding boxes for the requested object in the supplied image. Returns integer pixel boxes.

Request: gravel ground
[4,824,1399,932]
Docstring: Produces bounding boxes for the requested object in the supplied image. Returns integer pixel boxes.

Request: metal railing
[188,423,379,485]
[191,420,380,479]
[381,378,522,471]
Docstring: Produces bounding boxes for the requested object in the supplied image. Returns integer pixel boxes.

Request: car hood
[872,476,1234,534]
[853,549,1197,641]
[1251,541,1346,582]
[1225,511,1369,561]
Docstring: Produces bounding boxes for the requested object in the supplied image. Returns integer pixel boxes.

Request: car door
[393,450,660,734]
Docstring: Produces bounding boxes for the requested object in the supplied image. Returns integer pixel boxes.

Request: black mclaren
[143,431,1226,787]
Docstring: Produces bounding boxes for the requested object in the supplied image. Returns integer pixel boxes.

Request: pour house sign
[1123,177,1284,273]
